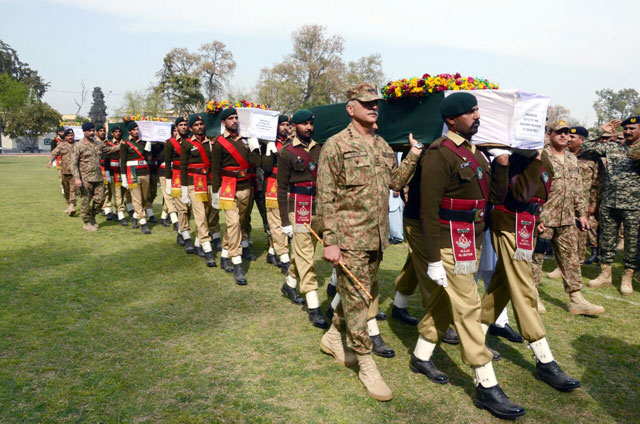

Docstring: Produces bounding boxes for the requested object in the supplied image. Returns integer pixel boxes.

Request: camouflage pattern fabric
[577,156,600,258]
[598,205,640,269]
[532,226,583,292]
[71,137,119,183]
[78,182,105,223]
[48,141,75,175]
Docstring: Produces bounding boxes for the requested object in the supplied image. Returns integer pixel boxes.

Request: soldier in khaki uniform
[210,108,262,284]
[531,121,604,315]
[47,128,77,215]
[70,122,120,232]
[317,83,421,402]
[108,126,129,226]
[120,121,152,234]
[159,124,179,230]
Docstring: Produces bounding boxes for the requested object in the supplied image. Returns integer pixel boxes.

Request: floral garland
[205,99,269,114]
[60,121,84,127]
[122,114,168,122]
[381,73,499,100]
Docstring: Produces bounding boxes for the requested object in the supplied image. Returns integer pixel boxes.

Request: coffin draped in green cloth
[187,112,223,139]
[310,92,446,146]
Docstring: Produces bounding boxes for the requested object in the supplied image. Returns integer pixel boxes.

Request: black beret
[82,122,95,131]
[278,114,290,124]
[126,121,138,131]
[220,107,237,120]
[63,128,74,137]
[57,126,65,133]
[188,114,204,127]
[291,109,314,124]
[175,116,187,125]
[622,116,640,126]
[440,92,478,119]
[569,126,588,137]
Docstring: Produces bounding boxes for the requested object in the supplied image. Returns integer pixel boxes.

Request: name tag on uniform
[343,151,367,159]
[382,152,395,158]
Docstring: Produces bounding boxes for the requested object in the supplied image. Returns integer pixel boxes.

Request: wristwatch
[414,142,424,150]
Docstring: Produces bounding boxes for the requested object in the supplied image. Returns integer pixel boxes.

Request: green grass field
[0,156,638,423]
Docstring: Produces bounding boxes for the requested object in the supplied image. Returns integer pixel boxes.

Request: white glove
[266,141,278,157]
[427,261,448,287]
[144,141,152,152]
[211,191,220,209]
[121,178,128,188]
[281,225,293,237]
[165,179,172,195]
[248,137,260,152]
[487,147,512,159]
[181,186,190,205]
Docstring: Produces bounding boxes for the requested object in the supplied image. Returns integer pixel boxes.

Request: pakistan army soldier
[408,93,525,420]
[159,126,179,229]
[95,124,113,219]
[317,83,420,402]
[588,116,640,295]
[47,128,77,215]
[531,121,604,315]
[51,126,65,197]
[70,122,120,232]
[120,121,152,234]
[145,141,161,224]
[277,109,326,326]
[108,126,129,226]
[210,108,261,284]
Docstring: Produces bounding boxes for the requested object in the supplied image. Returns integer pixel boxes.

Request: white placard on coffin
[136,121,173,143]
[236,108,280,141]
[65,126,83,141]
[442,89,549,149]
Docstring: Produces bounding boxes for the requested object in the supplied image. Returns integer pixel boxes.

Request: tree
[546,104,580,127]
[88,87,107,126]
[0,40,49,99]
[199,41,236,100]
[593,88,640,126]
[2,101,60,150]
[0,74,29,115]
[345,54,385,90]
[116,87,167,117]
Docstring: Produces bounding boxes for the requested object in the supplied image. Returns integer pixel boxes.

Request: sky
[1,0,638,126]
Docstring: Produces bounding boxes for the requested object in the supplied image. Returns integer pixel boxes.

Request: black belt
[439,208,477,223]
[290,185,316,196]
[187,168,209,175]
[503,197,542,216]
[222,169,248,179]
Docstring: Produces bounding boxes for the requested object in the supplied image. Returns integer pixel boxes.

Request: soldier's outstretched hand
[323,244,342,265]
[578,216,590,231]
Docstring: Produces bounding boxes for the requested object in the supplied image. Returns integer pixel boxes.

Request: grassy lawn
[0,155,638,423]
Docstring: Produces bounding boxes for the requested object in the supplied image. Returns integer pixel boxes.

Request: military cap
[188,114,204,127]
[601,130,616,138]
[63,128,74,137]
[126,121,138,131]
[82,122,95,131]
[622,116,640,126]
[111,125,122,133]
[569,126,588,137]
[550,120,570,132]
[57,126,65,133]
[278,114,290,124]
[175,116,187,125]
[291,109,314,124]
[440,92,478,118]
[346,83,382,102]
[220,107,237,120]
[96,124,105,131]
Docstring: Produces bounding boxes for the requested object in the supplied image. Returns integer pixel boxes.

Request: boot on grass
[547,267,562,279]
[568,291,605,315]
[621,268,634,296]
[588,264,612,288]
[357,353,392,401]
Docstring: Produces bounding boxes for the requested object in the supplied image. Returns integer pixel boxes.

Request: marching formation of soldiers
[46,83,640,420]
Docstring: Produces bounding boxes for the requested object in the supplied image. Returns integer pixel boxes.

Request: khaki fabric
[159,176,177,214]
[481,231,546,342]
[147,174,159,208]
[174,196,191,233]
[110,182,126,213]
[209,207,220,236]
[188,185,213,243]
[103,177,112,209]
[393,218,433,307]
[222,187,252,257]
[268,207,288,256]
[288,213,319,294]
[130,175,150,220]
[417,248,493,367]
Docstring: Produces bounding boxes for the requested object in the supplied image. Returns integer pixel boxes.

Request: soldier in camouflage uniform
[94,125,113,219]
[317,83,421,402]
[531,121,604,315]
[47,128,77,215]
[70,122,120,231]
[586,117,640,295]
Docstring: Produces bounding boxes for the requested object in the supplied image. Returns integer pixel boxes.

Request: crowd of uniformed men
[46,83,640,420]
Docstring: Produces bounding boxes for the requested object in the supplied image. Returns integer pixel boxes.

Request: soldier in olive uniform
[317,83,420,402]
[120,121,152,234]
[47,128,77,215]
[108,126,129,226]
[159,125,179,230]
[94,124,113,219]
[51,126,65,197]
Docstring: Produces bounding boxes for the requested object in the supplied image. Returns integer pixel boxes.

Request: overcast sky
[2,0,638,125]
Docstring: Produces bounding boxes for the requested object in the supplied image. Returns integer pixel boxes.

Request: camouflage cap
[601,130,616,137]
[550,120,570,131]
[346,83,382,102]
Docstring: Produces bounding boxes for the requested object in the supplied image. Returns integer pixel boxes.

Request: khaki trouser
[110,182,125,213]
[532,225,583,293]
[394,218,433,307]
[61,174,77,206]
[418,248,493,367]
[222,187,252,257]
[267,207,288,256]
[241,188,254,242]
[209,207,220,236]
[288,213,319,294]
[159,176,177,215]
[174,196,191,233]
[147,173,159,208]
[481,231,546,342]
[103,173,112,210]
[130,174,150,220]
[188,185,214,243]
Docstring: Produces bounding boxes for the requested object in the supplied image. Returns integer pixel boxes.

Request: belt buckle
[238,170,247,178]
[475,209,484,221]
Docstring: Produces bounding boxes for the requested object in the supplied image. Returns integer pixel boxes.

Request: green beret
[57,126,65,133]
[220,107,237,120]
[440,92,478,119]
[622,116,640,126]
[175,116,187,125]
[278,114,290,124]
[126,121,138,131]
[96,124,105,131]
[188,114,204,127]
[291,109,314,124]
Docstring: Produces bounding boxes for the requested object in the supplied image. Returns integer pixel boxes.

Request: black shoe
[185,239,195,254]
[442,327,460,345]
[220,257,233,273]
[161,217,171,227]
[389,237,403,245]
[119,218,128,227]
[486,344,501,361]
[233,264,247,285]
[308,307,329,328]
[101,210,107,216]
[279,261,290,276]
[106,212,115,221]
[173,222,178,231]
[204,251,217,268]
[584,247,599,265]
[196,246,205,258]
[370,334,395,358]
[489,323,523,343]
[149,215,158,224]
[141,224,151,234]
[242,246,257,261]
[266,253,278,266]
[474,384,526,420]
[131,218,139,229]
[177,233,185,246]
[535,361,580,392]
[391,305,418,325]
[212,238,222,252]
[409,354,449,384]
[128,209,134,217]
[280,283,304,305]
[326,283,337,298]
[375,309,387,321]
[326,306,334,320]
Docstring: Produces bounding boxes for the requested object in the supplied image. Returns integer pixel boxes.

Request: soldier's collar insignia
[477,167,483,179]
[542,171,549,183]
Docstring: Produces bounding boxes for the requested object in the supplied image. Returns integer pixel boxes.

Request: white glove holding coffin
[427,261,448,288]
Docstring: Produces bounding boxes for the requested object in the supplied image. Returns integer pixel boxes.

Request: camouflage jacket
[577,154,599,209]
[317,123,420,251]
[540,147,587,227]
[581,140,640,210]
[71,137,119,183]
[48,141,74,174]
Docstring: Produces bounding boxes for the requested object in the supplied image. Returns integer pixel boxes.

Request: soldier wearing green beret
[120,121,152,234]
[107,126,129,226]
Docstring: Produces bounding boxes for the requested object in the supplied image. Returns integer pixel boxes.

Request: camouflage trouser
[532,225,583,293]
[79,181,105,223]
[333,249,381,355]
[578,215,599,261]
[61,174,77,206]
[599,205,640,269]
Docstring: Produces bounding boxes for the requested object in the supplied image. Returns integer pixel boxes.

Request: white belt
[109,161,120,167]
[126,160,147,166]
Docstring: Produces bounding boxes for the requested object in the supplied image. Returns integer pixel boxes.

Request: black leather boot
[308,307,329,328]
[141,224,151,234]
[220,257,233,273]
[106,212,115,221]
[242,246,257,261]
[279,261,290,276]
[535,361,580,392]
[184,238,195,254]
[128,209,134,217]
[409,354,449,384]
[489,323,523,343]
[326,306,334,319]
[196,246,205,258]
[371,334,395,358]
[474,384,526,420]
[177,233,185,246]
[161,217,171,227]
[173,222,178,231]
[391,305,418,325]
[375,309,387,321]
[326,283,337,298]
[486,344,501,361]
[266,253,278,266]
[280,283,304,304]
[212,238,222,252]
[442,327,460,345]
[584,247,599,265]
[119,218,128,226]
[233,264,247,285]
[131,218,139,229]
[149,215,158,224]
[204,251,217,268]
